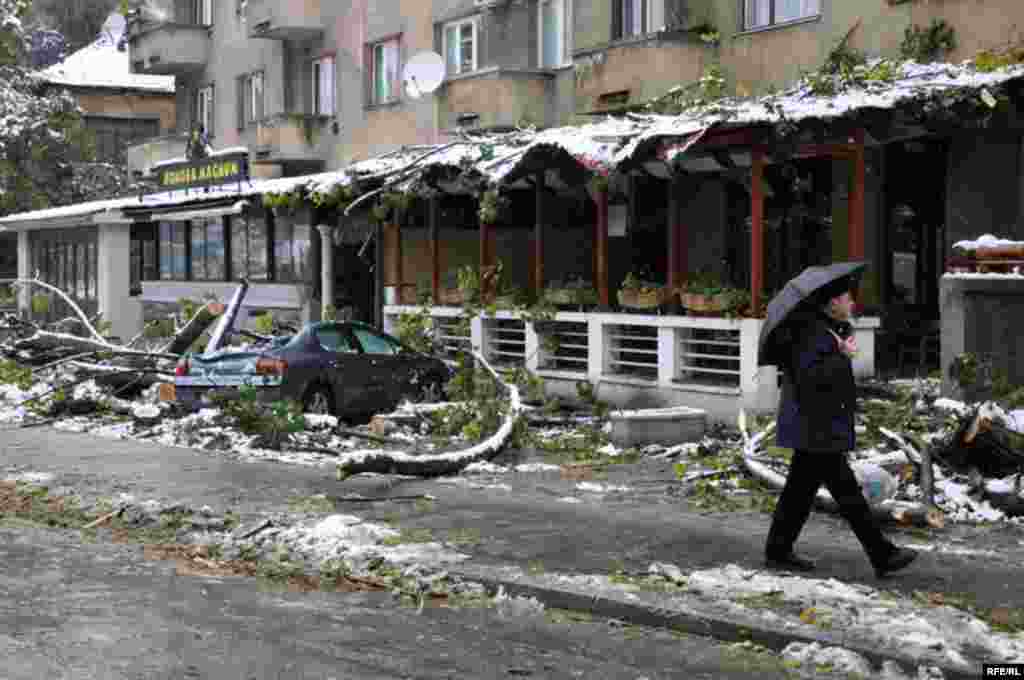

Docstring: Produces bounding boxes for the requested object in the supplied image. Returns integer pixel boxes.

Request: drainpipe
[318,223,334,320]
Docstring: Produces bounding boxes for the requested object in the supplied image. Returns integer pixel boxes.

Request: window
[130,223,159,295]
[30,229,98,306]
[443,18,477,76]
[539,0,568,68]
[194,0,213,25]
[231,214,269,281]
[190,217,226,281]
[315,326,357,353]
[159,221,188,280]
[352,327,400,355]
[195,84,214,138]
[313,55,336,116]
[613,0,648,40]
[368,38,400,105]
[273,214,312,283]
[84,116,160,163]
[237,71,264,129]
[743,0,820,30]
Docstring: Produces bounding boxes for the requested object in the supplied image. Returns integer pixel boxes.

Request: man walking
[764,272,917,578]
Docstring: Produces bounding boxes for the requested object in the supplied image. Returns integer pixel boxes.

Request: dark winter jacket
[776,312,857,453]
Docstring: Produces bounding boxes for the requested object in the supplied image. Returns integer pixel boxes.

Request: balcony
[124,134,189,177]
[245,0,323,41]
[437,68,554,132]
[244,114,328,166]
[128,21,210,76]
[573,34,710,114]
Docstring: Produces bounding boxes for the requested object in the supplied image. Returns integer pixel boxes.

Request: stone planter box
[608,406,707,447]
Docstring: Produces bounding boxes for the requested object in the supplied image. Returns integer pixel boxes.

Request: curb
[452,570,975,680]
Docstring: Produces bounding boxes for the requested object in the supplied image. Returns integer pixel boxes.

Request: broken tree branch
[335,351,522,479]
[159,301,225,356]
[12,278,107,344]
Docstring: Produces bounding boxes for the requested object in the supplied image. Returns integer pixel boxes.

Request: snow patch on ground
[576,481,633,494]
[269,514,469,569]
[688,564,1024,669]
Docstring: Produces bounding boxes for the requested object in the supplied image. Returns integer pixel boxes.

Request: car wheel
[302,385,334,416]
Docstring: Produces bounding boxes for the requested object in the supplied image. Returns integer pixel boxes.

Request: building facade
[2,2,1024,420]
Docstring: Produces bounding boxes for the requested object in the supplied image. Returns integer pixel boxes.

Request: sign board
[157,151,249,191]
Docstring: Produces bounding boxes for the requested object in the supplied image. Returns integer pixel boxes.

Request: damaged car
[172,321,452,419]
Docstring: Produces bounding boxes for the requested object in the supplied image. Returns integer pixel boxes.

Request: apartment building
[1,1,1023,418]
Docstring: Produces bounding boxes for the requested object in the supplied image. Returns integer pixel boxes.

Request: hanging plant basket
[619,287,668,309]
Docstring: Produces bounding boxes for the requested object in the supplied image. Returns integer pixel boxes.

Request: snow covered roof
[40,31,174,93]
[615,58,1024,163]
[6,56,1024,226]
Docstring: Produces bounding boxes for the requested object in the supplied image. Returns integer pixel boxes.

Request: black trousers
[765,449,894,566]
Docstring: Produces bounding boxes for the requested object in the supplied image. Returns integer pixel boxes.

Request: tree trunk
[159,301,225,355]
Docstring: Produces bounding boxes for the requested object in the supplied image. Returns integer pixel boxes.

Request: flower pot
[617,289,639,307]
[680,292,728,314]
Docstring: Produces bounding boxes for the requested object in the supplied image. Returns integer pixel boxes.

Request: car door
[349,326,416,411]
[311,324,366,415]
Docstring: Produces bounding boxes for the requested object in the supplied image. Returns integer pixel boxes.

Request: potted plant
[679,271,728,314]
[618,271,641,307]
[619,269,667,309]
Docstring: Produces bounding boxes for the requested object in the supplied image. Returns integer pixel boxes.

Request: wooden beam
[751,147,766,314]
[700,126,769,150]
[429,196,440,303]
[667,173,686,290]
[849,128,866,265]
[594,187,609,306]
[534,172,544,295]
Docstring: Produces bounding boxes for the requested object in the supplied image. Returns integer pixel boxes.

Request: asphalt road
[0,524,796,680]
[0,426,1022,680]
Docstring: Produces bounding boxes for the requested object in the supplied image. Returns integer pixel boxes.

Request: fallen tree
[334,351,522,479]
[739,416,945,528]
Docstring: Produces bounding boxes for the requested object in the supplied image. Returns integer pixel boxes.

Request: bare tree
[26,0,117,52]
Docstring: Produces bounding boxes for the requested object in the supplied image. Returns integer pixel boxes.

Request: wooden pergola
[380,125,867,313]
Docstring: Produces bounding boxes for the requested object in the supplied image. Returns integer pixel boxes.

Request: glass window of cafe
[153,210,311,284]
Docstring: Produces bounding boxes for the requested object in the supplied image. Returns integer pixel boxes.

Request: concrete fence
[384,305,880,425]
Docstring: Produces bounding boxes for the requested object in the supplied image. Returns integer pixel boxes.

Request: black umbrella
[757,261,867,367]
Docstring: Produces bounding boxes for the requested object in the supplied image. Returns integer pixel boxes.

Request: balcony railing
[438,68,554,132]
[245,0,323,41]
[247,115,327,165]
[128,21,210,76]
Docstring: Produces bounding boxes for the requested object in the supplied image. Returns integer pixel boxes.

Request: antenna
[402,51,446,100]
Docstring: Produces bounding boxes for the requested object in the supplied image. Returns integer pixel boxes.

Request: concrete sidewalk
[2,427,1021,678]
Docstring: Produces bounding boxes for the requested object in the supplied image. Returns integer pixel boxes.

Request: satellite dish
[402,51,445,100]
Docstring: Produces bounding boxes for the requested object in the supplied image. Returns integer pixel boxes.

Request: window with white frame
[613,0,649,40]
[195,84,214,137]
[368,37,400,105]
[238,71,264,128]
[743,0,820,31]
[539,0,571,68]
[443,17,478,76]
[194,0,213,25]
[313,55,336,116]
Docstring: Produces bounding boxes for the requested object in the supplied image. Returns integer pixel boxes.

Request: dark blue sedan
[173,321,452,419]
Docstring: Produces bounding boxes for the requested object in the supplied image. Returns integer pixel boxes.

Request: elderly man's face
[829,291,854,321]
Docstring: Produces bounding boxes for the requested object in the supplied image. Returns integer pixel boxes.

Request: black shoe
[874,547,918,578]
[765,551,816,572]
